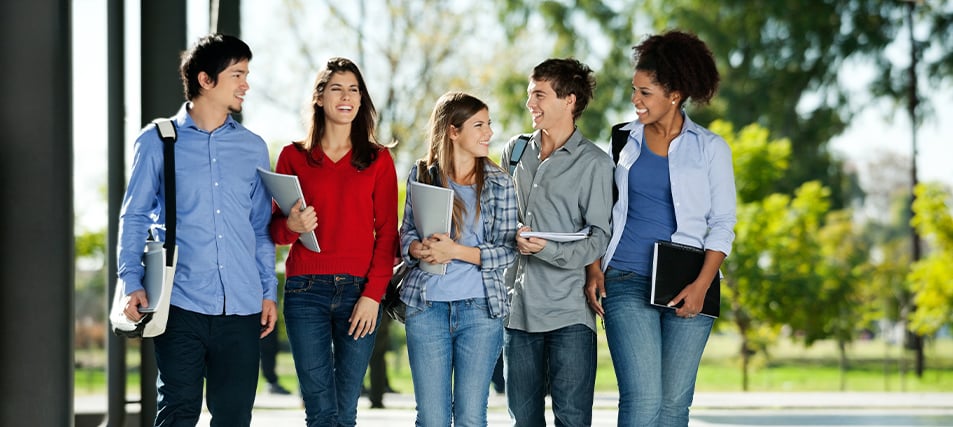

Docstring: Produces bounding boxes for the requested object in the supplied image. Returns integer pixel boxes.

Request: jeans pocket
[404,303,427,321]
[284,276,312,294]
[604,268,636,287]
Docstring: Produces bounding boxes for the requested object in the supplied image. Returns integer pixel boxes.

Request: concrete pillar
[0,0,74,425]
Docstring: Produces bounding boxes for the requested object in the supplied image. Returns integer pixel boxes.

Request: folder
[650,240,720,318]
[257,167,320,252]
[409,181,453,275]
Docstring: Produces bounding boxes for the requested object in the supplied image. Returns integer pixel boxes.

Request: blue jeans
[503,324,596,427]
[405,298,503,426]
[603,268,714,427]
[153,306,261,427]
[283,274,379,427]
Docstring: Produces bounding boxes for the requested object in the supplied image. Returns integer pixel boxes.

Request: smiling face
[631,70,680,125]
[203,59,250,114]
[317,71,362,126]
[450,108,493,159]
[526,78,574,131]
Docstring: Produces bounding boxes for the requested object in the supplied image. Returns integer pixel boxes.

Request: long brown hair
[296,57,381,170]
[423,92,496,239]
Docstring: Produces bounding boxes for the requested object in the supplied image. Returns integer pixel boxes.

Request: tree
[644,0,953,209]
[496,0,953,209]
[250,0,504,168]
[493,0,638,142]
[714,120,796,390]
[908,182,953,335]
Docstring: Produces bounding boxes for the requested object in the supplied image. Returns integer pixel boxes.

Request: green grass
[75,333,953,395]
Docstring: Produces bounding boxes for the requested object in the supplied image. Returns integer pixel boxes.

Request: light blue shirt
[400,163,519,318]
[425,181,485,302]
[603,113,737,271]
[117,103,278,316]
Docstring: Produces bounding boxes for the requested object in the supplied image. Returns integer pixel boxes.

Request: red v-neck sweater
[269,143,399,302]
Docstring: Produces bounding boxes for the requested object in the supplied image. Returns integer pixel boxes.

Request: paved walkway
[76,391,953,426]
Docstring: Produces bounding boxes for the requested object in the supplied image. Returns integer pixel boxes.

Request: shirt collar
[173,102,238,132]
[530,127,586,154]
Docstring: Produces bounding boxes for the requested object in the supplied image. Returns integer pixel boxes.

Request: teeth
[636,108,647,114]
[339,106,353,111]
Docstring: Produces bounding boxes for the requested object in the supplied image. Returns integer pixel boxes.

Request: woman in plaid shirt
[399,92,519,426]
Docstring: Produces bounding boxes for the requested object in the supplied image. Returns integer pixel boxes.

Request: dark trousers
[154,306,261,427]
[368,314,392,407]
[260,328,279,384]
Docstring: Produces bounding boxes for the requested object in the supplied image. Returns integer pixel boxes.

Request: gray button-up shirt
[502,129,614,332]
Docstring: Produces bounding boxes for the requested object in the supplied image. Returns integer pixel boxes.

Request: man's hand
[124,289,148,322]
[348,296,380,339]
[260,299,278,338]
[515,226,546,255]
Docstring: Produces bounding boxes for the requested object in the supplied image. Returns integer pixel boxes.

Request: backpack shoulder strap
[610,122,628,165]
[507,134,532,175]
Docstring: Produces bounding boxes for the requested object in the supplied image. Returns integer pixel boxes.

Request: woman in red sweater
[269,57,398,427]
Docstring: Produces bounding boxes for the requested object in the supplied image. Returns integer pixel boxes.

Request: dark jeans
[284,274,379,427]
[260,328,279,384]
[154,306,261,427]
[504,324,596,427]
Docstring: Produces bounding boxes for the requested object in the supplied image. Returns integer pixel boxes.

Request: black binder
[650,240,721,318]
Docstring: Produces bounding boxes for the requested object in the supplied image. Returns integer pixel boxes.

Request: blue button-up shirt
[603,113,737,270]
[118,103,277,315]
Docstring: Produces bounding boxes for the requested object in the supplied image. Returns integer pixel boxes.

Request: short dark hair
[632,30,719,106]
[530,58,596,120]
[179,34,252,101]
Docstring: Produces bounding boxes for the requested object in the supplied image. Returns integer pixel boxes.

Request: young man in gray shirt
[501,58,614,426]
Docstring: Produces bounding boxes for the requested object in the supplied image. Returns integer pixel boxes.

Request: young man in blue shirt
[117,34,277,426]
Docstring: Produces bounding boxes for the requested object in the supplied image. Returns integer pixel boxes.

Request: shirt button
[533,184,538,188]
[212,158,217,162]
[218,234,223,239]
[216,209,221,214]
[219,265,224,269]
[214,182,219,187]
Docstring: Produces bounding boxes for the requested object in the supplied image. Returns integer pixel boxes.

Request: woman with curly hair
[586,30,737,426]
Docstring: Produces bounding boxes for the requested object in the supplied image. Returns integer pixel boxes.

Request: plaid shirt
[399,162,519,318]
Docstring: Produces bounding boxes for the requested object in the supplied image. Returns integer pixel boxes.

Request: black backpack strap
[153,118,177,267]
[414,159,442,187]
[507,134,532,175]
[610,122,631,203]
[610,122,628,165]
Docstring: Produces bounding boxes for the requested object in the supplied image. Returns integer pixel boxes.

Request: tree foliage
[495,0,953,208]
[718,120,875,389]
[908,182,953,335]
[253,0,501,168]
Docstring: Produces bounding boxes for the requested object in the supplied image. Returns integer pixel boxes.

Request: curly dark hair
[531,58,597,120]
[632,30,719,106]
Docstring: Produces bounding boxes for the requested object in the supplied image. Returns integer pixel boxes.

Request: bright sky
[71,0,953,233]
